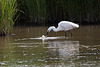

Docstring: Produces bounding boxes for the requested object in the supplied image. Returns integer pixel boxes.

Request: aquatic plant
[0,0,17,35]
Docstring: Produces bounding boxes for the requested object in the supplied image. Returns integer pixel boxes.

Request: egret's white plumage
[46,21,79,37]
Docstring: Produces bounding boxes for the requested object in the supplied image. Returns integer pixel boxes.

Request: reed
[17,0,100,25]
[0,0,17,35]
[24,0,46,23]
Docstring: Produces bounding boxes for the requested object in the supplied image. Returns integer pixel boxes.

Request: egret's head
[46,26,55,36]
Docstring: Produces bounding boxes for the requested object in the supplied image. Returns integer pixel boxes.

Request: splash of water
[32,35,64,40]
[14,35,65,42]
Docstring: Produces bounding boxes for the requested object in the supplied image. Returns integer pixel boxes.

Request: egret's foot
[65,33,67,39]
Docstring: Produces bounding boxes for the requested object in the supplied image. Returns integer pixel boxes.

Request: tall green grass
[17,0,100,25]
[24,0,46,23]
[0,0,17,35]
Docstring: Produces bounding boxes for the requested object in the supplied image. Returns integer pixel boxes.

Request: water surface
[0,25,100,67]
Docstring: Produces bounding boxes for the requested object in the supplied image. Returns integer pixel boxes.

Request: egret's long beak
[46,32,49,36]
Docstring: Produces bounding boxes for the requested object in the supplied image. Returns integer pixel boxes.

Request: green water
[0,26,100,67]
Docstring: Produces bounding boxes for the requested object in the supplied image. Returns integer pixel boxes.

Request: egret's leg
[69,30,73,37]
[65,31,67,38]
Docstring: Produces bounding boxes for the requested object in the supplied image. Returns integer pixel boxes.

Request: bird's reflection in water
[45,41,79,61]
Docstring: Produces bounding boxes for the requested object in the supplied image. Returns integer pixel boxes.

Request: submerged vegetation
[0,0,17,35]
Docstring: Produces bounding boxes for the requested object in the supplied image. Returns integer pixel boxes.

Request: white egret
[46,21,79,38]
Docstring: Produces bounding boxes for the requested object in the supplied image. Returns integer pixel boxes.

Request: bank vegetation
[0,0,100,35]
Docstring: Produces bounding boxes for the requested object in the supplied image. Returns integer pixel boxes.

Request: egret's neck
[47,26,58,32]
[53,27,57,32]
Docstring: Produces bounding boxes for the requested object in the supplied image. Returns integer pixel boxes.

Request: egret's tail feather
[76,24,79,28]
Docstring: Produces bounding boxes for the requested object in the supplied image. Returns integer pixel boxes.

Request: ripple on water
[14,36,65,42]
[0,63,5,65]
[31,36,65,40]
